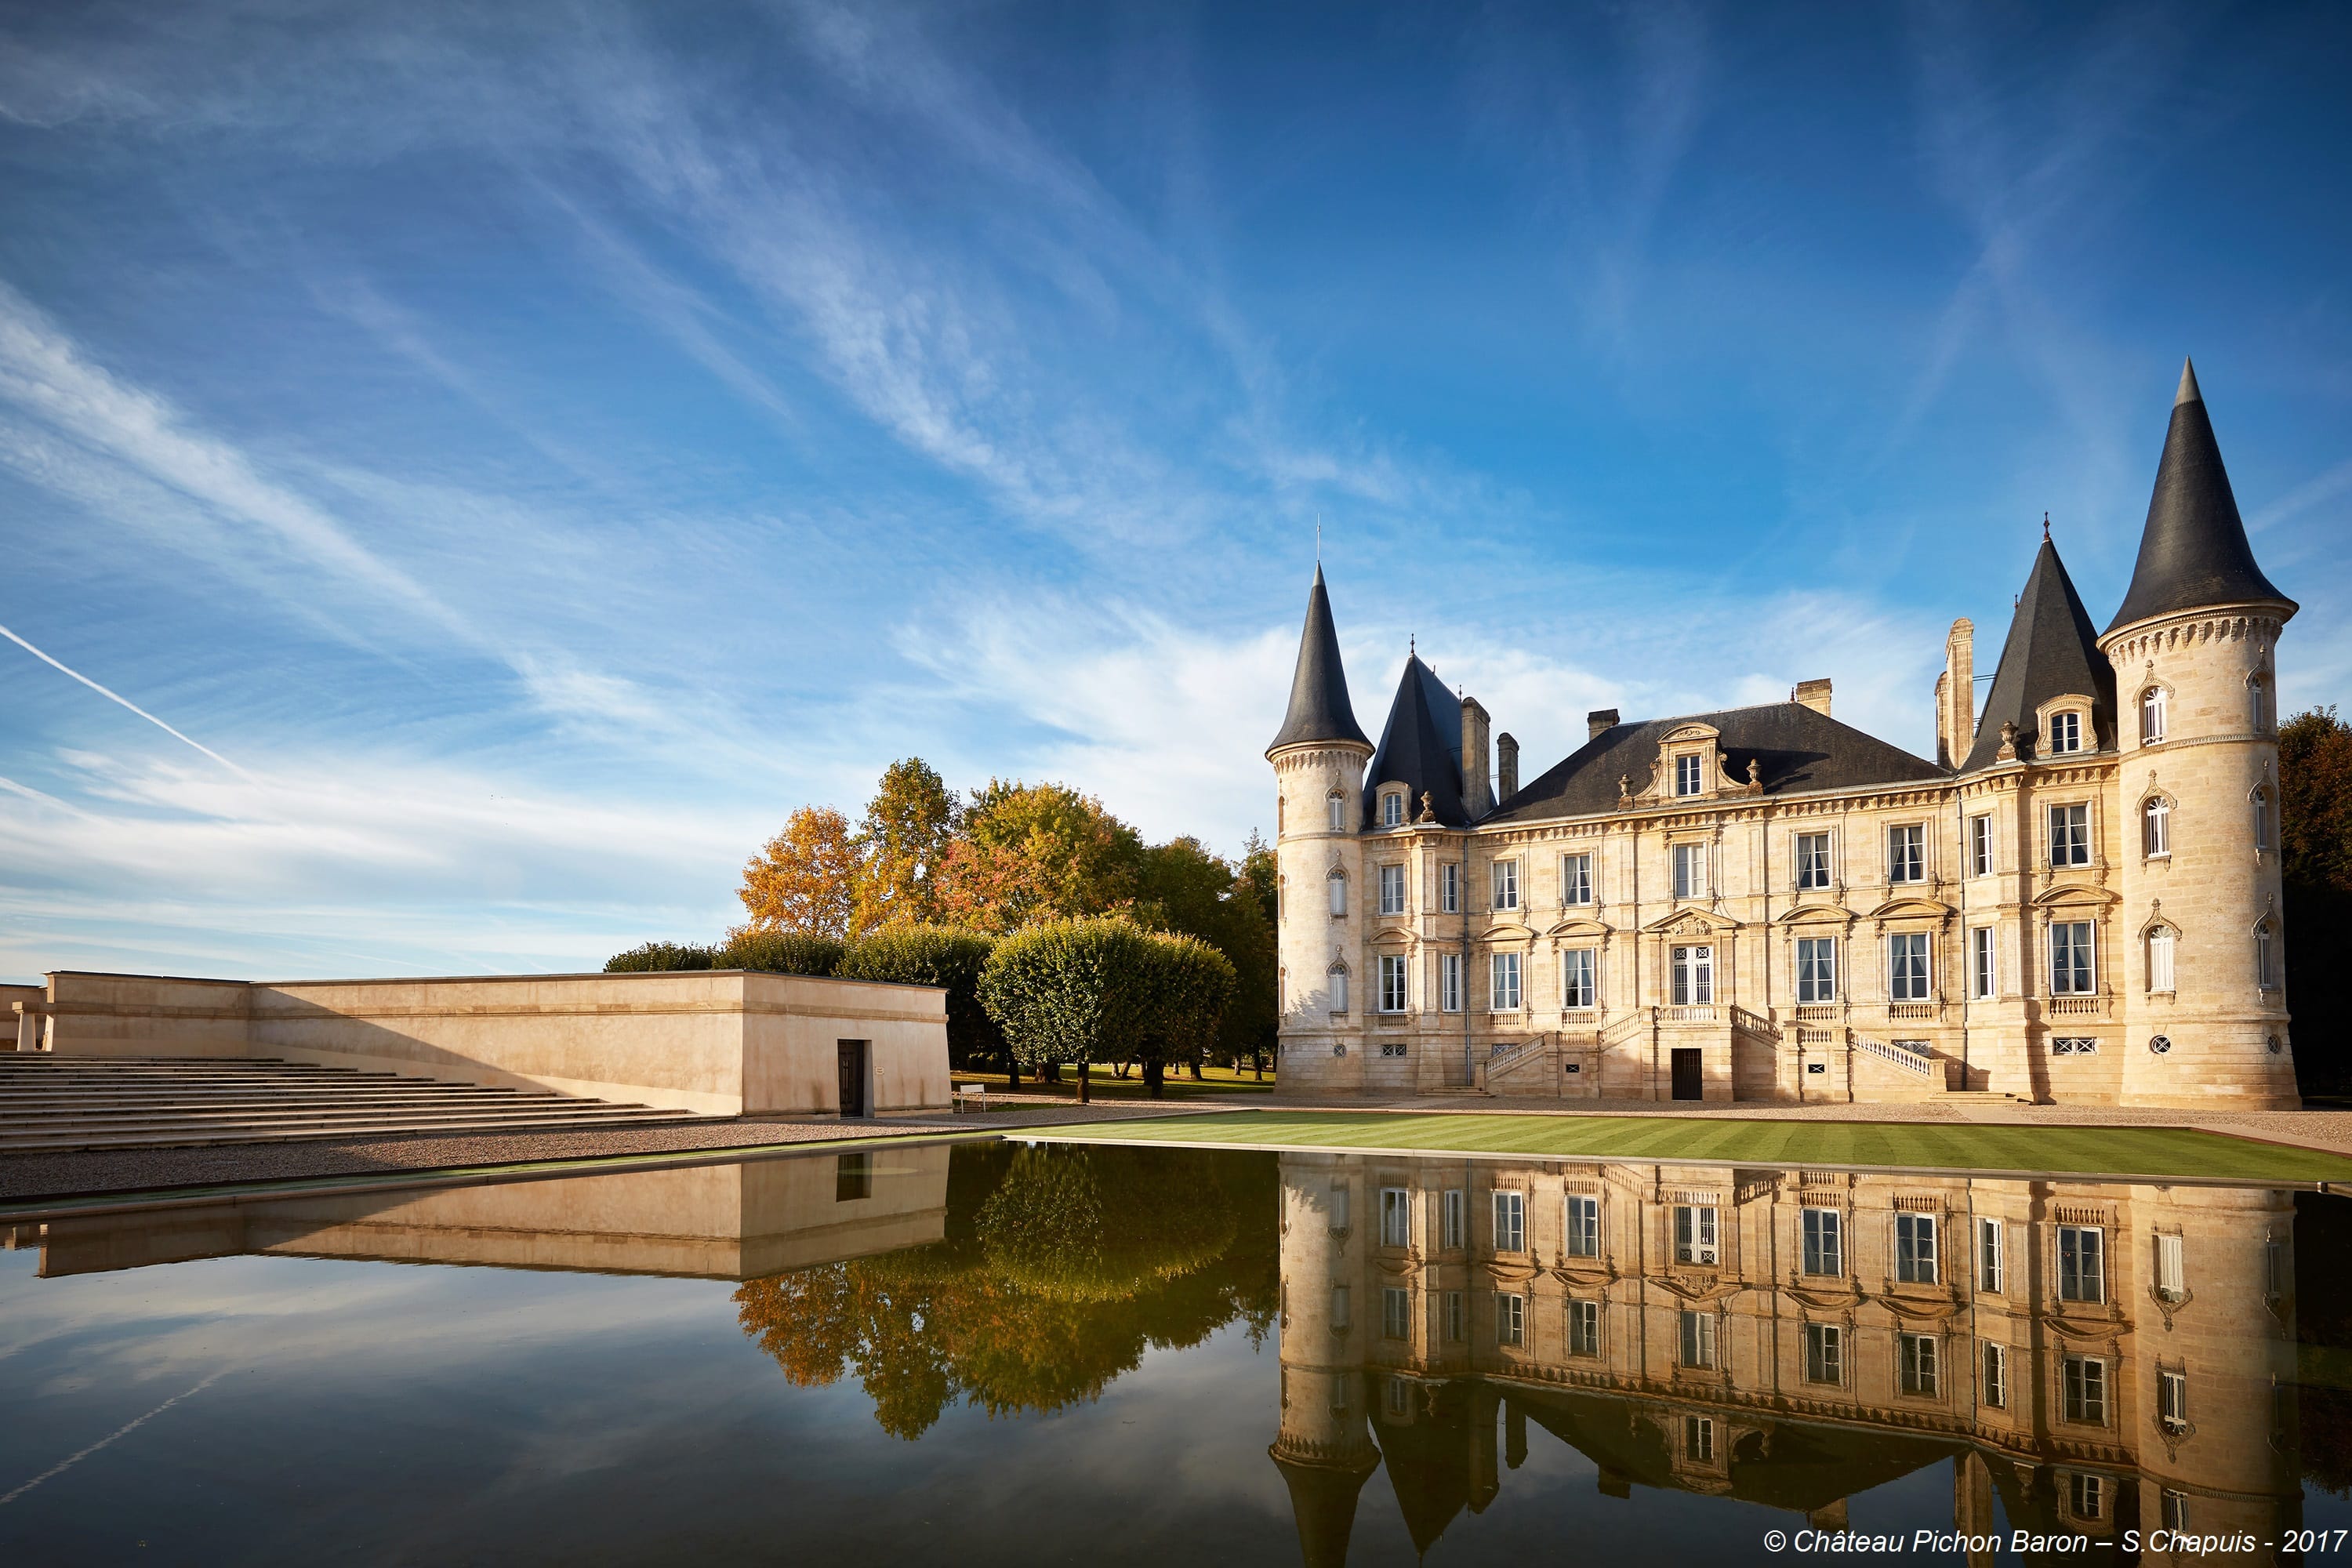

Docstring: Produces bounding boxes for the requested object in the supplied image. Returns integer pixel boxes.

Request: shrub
[604,942,717,973]
[840,924,1000,1071]
[1134,931,1236,1094]
[718,929,845,976]
[979,918,1163,1101]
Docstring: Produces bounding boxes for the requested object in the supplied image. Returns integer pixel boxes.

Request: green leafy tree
[978,917,1163,1103]
[1140,837,1276,1078]
[2282,707,2352,1094]
[840,924,1004,1076]
[604,941,717,972]
[1131,931,1237,1095]
[853,758,959,935]
[718,929,844,976]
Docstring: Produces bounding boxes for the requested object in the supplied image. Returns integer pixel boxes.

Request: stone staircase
[0,1054,702,1153]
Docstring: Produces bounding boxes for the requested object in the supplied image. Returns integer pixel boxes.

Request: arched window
[1277,797,1285,833]
[2248,670,2270,732]
[1328,872,1348,918]
[1381,790,1403,828]
[2252,788,2272,852]
[2048,711,2083,754]
[2256,924,2278,989]
[2143,797,2171,857]
[2146,927,2176,993]
[1328,963,1350,1016]
[2140,687,2168,745]
[1327,792,1345,832]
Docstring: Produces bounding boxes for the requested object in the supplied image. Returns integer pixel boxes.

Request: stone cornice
[2100,605,2289,661]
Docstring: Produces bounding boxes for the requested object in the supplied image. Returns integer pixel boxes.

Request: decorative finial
[1315,513,1321,564]
[1409,633,1415,658]
[2042,510,2050,542]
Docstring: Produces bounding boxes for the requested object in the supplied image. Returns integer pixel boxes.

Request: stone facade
[1271,1151,2301,1565]
[1268,366,2296,1108]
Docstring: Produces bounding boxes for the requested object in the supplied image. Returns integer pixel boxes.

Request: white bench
[953,1082,988,1114]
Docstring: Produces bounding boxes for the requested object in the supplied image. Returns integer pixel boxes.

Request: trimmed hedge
[604,942,717,973]
[718,929,844,976]
[978,917,1236,1096]
[839,924,1000,1071]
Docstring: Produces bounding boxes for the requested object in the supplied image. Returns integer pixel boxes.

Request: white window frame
[1327,793,1346,832]
[1377,863,1406,915]
[1377,953,1408,1013]
[1565,1194,1600,1258]
[2049,803,2091,868]
[1439,953,1463,1013]
[1328,873,1348,918]
[1887,823,1926,884]
[1561,947,1596,1009]
[2058,1225,2106,1304]
[1900,1331,1939,1396]
[2063,1354,2107,1425]
[2143,797,2170,858]
[1795,830,1832,891]
[2253,787,2272,851]
[1888,932,1931,1002]
[1969,926,1996,1000]
[1439,862,1460,913]
[1441,1189,1465,1250]
[1895,1211,1939,1284]
[2249,670,2270,731]
[1675,753,1702,796]
[1801,1207,1842,1276]
[2048,710,2082,753]
[2257,922,2278,989]
[2050,920,2096,996]
[1674,1203,1719,1265]
[2147,927,2175,994]
[1490,858,1519,911]
[1490,952,1523,1011]
[1805,1322,1842,1385]
[1327,965,1349,1016]
[1671,841,1708,899]
[1381,1286,1410,1340]
[1679,1309,1716,1369]
[2159,1368,2189,1432]
[2141,686,2168,744]
[1796,936,1837,1004]
[1981,1341,2009,1409]
[1560,852,1593,906]
[1381,789,1404,828]
[1976,1217,2004,1294]
[1969,813,1994,877]
[2155,1233,2186,1302]
[1492,1189,1526,1253]
[1671,944,1715,1006]
[1495,1291,1525,1348]
[1566,1298,1600,1356]
[1380,1188,1410,1248]
[1684,1415,1713,1461]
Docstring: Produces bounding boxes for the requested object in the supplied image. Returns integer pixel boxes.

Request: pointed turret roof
[1959,537,2115,770]
[1364,654,1490,826]
[2107,359,2295,634]
[1269,1446,1378,1568]
[1268,565,1371,755]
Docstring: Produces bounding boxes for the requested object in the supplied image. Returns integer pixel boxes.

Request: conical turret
[2107,359,2296,634]
[1959,536,2114,769]
[1268,565,1371,756]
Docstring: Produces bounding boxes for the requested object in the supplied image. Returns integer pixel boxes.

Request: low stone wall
[3,984,45,1051]
[31,968,950,1116]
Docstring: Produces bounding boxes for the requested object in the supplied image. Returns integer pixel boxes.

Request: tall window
[1378,954,1408,1013]
[1970,927,1996,1000]
[1327,793,1345,831]
[1896,1212,1939,1283]
[2159,1370,2189,1432]
[2058,1225,2106,1303]
[1981,1341,2009,1409]
[2253,788,2272,851]
[1796,831,1831,889]
[1380,1189,1410,1248]
[1969,814,1994,877]
[1328,873,1348,917]
[2143,797,2170,857]
[1381,1287,1410,1339]
[1443,1290,1465,1344]
[1440,862,1460,913]
[1330,1284,1351,1330]
[2048,710,2082,753]
[1490,858,1519,911]
[2249,670,2270,731]
[1675,1204,1719,1265]
[2063,1355,2107,1425]
[1675,754,1702,795]
[1679,1309,1716,1368]
[1976,1217,2004,1294]
[1441,1189,1466,1250]
[1889,933,1931,1002]
[1671,945,1715,1006]
[2141,687,2168,744]
[2068,1473,2104,1520]
[2049,804,2091,867]
[1802,1207,1843,1276]
[1377,864,1406,914]
[1805,1323,1843,1385]
[1888,824,1926,883]
[2257,923,2278,989]
[2050,921,2095,995]
[1672,842,1707,899]
[1561,948,1595,1009]
[1560,852,1592,906]
[2155,1233,2187,1302]
[2161,1491,2190,1533]
[1439,953,1462,1012]
[1565,1195,1600,1258]
[1490,953,1523,1011]
[1493,1191,1526,1252]
[1381,791,1403,827]
[1796,937,1837,1004]
[2147,927,2176,993]
[1328,965,1349,1015]
[1900,1332,1939,1396]
[1684,1416,1714,1461]
[1495,1292,1525,1347]
[1566,1298,1600,1356]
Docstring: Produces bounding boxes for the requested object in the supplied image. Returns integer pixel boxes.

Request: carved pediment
[2032,884,2119,909]
[1864,896,1954,922]
[1773,903,1853,927]
[1546,916,1612,938]
[1641,906,1740,935]
[1367,927,1417,949]
[1663,723,1721,744]
[1482,920,1536,942]
[1653,1272,1744,1306]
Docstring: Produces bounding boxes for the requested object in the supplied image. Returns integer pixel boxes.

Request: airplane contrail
[0,621,247,777]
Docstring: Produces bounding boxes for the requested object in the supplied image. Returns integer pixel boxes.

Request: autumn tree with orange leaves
[736,804,858,938]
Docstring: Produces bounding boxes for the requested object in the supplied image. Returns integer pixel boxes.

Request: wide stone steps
[0,1055,702,1152]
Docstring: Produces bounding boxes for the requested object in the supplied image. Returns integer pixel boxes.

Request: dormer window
[1675,754,1703,796]
[2140,688,2168,745]
[2048,712,2082,754]
[1380,790,1404,828]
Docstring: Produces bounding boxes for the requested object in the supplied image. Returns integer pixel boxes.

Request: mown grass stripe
[1031,1110,2352,1183]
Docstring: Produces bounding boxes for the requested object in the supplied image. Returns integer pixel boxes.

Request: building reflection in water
[1272,1152,2302,1566]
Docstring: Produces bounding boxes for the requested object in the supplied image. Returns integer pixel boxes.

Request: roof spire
[2042,510,2050,542]
[1266,563,1371,756]
[2105,360,2295,634]
[1962,535,2114,771]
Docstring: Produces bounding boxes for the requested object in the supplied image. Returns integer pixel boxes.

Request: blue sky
[2,1,2347,983]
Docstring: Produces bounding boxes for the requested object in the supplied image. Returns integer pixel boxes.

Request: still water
[5,1141,2351,1565]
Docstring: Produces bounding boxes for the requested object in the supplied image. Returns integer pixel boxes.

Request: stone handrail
[1853,1034,1936,1077]
[1664,1004,1718,1023]
[1729,1006,1779,1040]
[1599,1010,1653,1047]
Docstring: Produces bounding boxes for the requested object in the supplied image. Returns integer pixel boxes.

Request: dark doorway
[837,1040,868,1118]
[835,1151,873,1202]
[1671,1048,1704,1102]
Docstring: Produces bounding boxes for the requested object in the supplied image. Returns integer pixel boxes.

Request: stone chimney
[1496,732,1519,800]
[1586,708,1620,741]
[1942,618,1974,767]
[1460,695,1491,813]
[1794,678,1832,717]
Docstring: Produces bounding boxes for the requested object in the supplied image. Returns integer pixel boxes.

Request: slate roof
[2107,359,2296,634]
[1364,654,1492,827]
[1486,699,1944,825]
[1271,1445,1377,1568]
[1958,536,2116,771]
[1267,565,1372,755]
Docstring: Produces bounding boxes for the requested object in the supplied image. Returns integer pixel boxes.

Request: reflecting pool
[5,1141,2352,1564]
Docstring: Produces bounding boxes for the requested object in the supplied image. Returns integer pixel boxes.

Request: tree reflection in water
[733,1143,1275,1438]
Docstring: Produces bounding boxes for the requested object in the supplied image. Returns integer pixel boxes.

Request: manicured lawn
[1033,1109,2352,1183]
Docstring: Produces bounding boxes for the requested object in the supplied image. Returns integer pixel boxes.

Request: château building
[1267,364,2296,1106]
